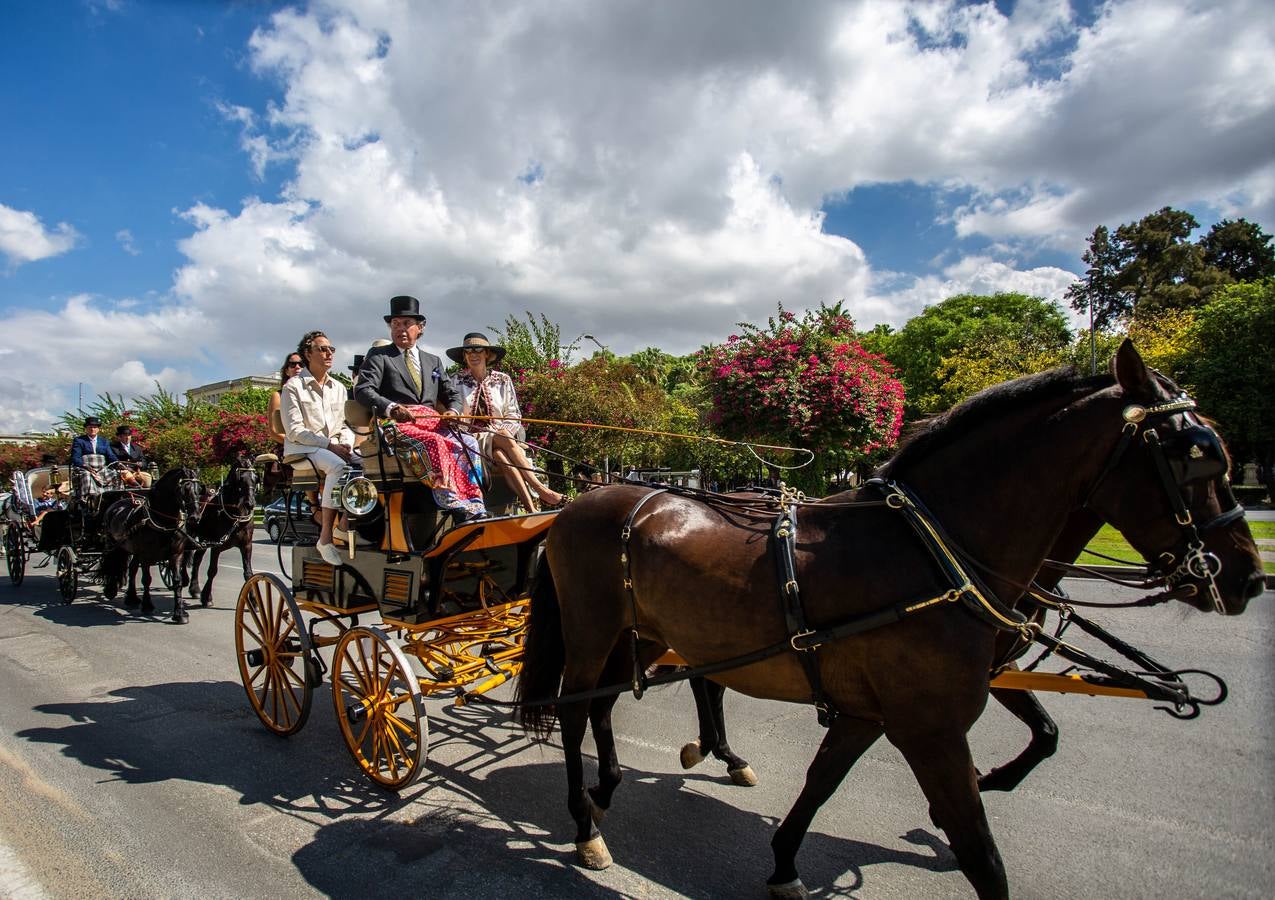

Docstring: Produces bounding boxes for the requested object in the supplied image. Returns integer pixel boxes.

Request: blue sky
[1,0,1272,432]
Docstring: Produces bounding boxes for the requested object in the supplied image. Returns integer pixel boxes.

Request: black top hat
[84,416,102,427]
[348,354,365,373]
[446,332,507,366]
[116,424,133,436]
[384,295,426,323]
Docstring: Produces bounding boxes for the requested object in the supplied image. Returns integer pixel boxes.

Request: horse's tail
[515,552,564,741]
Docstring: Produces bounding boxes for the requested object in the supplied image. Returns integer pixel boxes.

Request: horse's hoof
[680,739,705,769]
[575,835,612,870]
[171,612,189,624]
[767,879,809,899]
[201,597,213,608]
[728,764,758,787]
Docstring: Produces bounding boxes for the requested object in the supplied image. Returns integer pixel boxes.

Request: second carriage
[235,411,557,788]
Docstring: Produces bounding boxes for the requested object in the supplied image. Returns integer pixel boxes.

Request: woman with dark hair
[449,331,563,512]
[280,331,352,565]
[267,351,305,445]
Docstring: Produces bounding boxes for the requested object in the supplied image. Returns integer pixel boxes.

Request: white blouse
[455,369,522,438]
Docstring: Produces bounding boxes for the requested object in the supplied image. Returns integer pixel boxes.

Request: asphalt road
[0,537,1271,899]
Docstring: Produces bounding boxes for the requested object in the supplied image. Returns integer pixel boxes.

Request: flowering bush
[210,411,276,461]
[696,303,905,483]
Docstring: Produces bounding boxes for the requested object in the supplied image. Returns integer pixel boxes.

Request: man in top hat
[355,296,462,422]
[70,417,119,468]
[110,423,152,487]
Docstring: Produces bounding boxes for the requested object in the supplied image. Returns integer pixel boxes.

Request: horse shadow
[15,682,955,895]
[293,702,959,897]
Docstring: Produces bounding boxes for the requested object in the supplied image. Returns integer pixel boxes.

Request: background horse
[100,467,203,623]
[515,342,1263,900]
[183,455,258,608]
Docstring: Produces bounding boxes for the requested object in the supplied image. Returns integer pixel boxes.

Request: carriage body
[236,416,557,788]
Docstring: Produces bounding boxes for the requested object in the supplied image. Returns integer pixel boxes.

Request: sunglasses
[285,360,303,368]
[312,345,337,354]
[464,348,489,354]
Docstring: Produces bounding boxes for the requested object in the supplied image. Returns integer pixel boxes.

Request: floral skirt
[394,406,486,517]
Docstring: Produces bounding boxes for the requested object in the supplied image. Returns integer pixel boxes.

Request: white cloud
[115,229,140,256]
[867,255,1081,330]
[4,0,1271,431]
[0,203,79,266]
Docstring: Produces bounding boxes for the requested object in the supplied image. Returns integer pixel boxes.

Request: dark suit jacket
[110,439,147,466]
[70,435,118,467]
[354,343,461,417]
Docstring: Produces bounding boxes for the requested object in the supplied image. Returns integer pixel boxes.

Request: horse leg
[139,562,155,615]
[200,547,219,607]
[892,729,1008,900]
[124,557,141,609]
[170,552,189,624]
[559,696,610,869]
[977,682,1059,792]
[187,549,204,599]
[682,677,756,786]
[583,648,636,818]
[768,716,884,898]
[239,531,254,580]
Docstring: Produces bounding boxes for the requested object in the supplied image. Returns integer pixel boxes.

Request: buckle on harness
[790,629,819,652]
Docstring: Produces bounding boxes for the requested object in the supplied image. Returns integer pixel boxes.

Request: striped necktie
[406,349,423,395]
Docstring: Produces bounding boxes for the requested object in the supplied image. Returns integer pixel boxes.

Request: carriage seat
[27,466,71,500]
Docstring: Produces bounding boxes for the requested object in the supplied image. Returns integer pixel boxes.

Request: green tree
[886,293,1072,417]
[1067,224,1130,331]
[1182,279,1275,469]
[491,312,564,377]
[1115,206,1223,316]
[1199,218,1275,282]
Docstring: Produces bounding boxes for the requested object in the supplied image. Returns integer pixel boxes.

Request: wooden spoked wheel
[5,528,25,586]
[56,547,76,603]
[235,573,313,736]
[331,626,426,790]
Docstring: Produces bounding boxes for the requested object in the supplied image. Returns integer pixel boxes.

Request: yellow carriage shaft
[654,651,1155,701]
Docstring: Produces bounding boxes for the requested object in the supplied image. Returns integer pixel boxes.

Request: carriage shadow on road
[15,679,956,896]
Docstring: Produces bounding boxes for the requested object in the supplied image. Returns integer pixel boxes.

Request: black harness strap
[620,488,669,698]
[772,505,837,726]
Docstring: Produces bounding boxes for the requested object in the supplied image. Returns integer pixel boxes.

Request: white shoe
[316,541,342,565]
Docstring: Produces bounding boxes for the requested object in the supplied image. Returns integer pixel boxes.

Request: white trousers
[300,447,348,509]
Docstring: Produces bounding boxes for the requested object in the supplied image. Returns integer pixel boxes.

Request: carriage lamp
[339,477,379,517]
[50,467,63,488]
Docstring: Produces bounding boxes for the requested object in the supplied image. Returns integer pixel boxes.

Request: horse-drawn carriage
[235,412,557,787]
[231,344,1264,900]
[2,458,156,600]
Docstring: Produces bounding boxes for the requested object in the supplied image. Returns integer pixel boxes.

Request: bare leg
[491,433,562,505]
[491,446,539,512]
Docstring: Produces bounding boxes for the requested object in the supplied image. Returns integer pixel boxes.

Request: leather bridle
[1082,394,1244,614]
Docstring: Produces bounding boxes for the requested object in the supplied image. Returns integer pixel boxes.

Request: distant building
[186,375,278,407]
[0,433,45,446]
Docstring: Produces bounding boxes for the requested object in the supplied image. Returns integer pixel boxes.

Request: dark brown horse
[100,467,204,624]
[183,455,259,607]
[515,343,1263,899]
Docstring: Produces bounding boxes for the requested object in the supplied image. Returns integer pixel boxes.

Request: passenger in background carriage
[267,352,304,445]
[450,332,564,512]
[281,330,354,566]
[70,416,118,468]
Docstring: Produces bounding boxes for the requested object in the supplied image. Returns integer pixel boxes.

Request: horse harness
[616,480,1036,728]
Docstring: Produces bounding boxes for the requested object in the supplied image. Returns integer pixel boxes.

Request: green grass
[1080,521,1274,574]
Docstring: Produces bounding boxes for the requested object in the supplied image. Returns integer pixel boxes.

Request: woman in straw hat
[449,332,564,512]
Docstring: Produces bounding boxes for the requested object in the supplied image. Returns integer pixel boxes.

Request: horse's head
[223,454,260,510]
[175,466,205,522]
[1083,341,1264,614]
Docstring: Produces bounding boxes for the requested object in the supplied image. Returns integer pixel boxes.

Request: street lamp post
[562,332,609,363]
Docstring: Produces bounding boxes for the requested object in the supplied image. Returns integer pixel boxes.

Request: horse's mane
[879,366,1114,478]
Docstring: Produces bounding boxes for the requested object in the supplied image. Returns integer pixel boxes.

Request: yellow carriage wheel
[331,625,426,790]
[235,573,313,736]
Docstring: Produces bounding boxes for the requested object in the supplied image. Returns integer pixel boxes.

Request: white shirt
[281,370,354,456]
